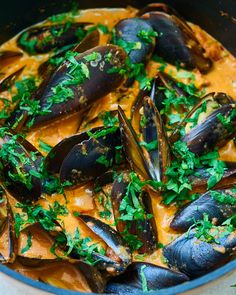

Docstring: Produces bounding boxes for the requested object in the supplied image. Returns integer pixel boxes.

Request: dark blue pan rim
[0,258,236,294]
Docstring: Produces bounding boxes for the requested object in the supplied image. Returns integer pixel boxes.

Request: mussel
[105,262,189,293]
[113,18,156,64]
[182,103,236,155]
[171,189,236,231]
[17,23,88,54]
[27,45,126,128]
[170,92,234,144]
[111,172,157,254]
[119,102,170,183]
[0,129,42,202]
[78,215,131,275]
[38,29,100,78]
[45,126,121,186]
[164,228,236,278]
[0,189,16,263]
[142,11,212,72]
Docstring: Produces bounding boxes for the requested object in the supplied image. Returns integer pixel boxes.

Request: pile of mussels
[0,2,235,294]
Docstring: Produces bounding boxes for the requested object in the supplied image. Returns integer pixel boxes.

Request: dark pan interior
[0,0,235,294]
[0,0,236,55]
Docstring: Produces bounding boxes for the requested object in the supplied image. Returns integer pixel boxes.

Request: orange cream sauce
[1,6,236,281]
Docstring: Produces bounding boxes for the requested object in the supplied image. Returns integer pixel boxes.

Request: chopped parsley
[140,265,149,292]
[137,29,157,44]
[21,231,32,254]
[14,201,68,237]
[188,213,236,244]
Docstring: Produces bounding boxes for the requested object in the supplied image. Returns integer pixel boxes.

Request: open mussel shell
[17,23,88,54]
[150,72,189,114]
[0,67,24,92]
[38,260,105,293]
[113,18,155,64]
[38,29,100,78]
[111,172,157,254]
[105,262,189,293]
[0,131,42,203]
[142,12,212,72]
[28,45,127,128]
[182,103,236,155]
[79,215,131,274]
[0,51,23,68]
[58,127,121,186]
[0,189,16,263]
[118,106,152,180]
[171,189,236,232]
[189,167,236,193]
[163,228,236,278]
[170,92,234,144]
[142,97,171,182]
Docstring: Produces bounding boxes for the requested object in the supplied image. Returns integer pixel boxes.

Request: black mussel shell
[105,262,189,293]
[182,104,236,155]
[38,29,100,78]
[113,18,155,64]
[170,92,234,144]
[142,12,212,72]
[118,106,152,180]
[0,130,42,203]
[79,214,131,274]
[0,190,16,263]
[0,51,23,68]
[111,173,157,254]
[0,67,24,92]
[27,45,126,128]
[17,23,88,54]
[171,189,236,231]
[44,127,101,174]
[163,228,236,278]
[190,167,236,193]
[142,97,171,182]
[59,127,121,186]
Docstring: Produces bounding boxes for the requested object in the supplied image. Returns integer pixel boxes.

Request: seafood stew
[0,3,235,293]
